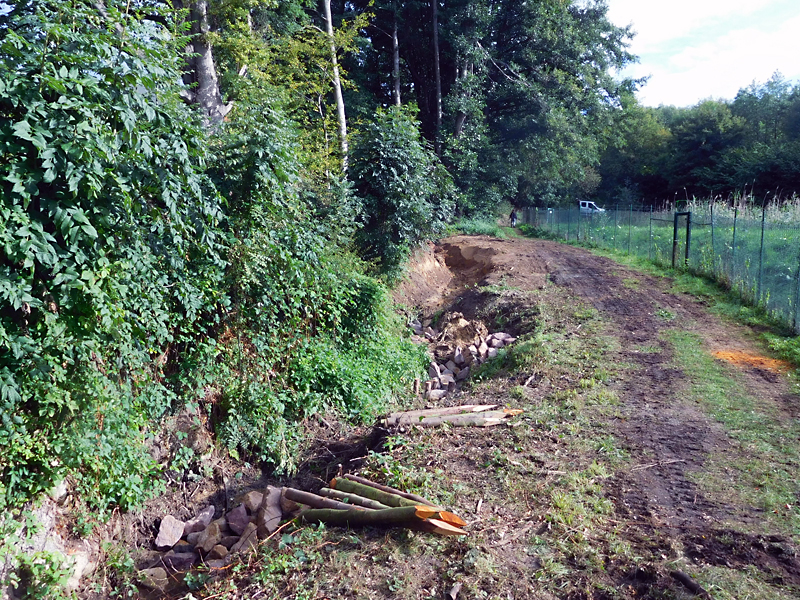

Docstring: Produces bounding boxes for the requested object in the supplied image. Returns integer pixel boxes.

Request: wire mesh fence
[522,205,800,332]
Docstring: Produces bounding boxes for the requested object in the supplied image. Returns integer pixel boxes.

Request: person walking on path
[510,208,518,227]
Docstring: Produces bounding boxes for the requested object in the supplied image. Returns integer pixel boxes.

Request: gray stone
[487,348,498,358]
[426,389,448,401]
[494,332,511,340]
[207,544,229,560]
[428,362,441,379]
[155,515,185,550]
[161,550,197,571]
[439,374,455,386]
[242,491,263,514]
[505,337,516,344]
[184,505,215,535]
[441,367,454,376]
[468,345,478,357]
[219,535,240,549]
[197,522,224,554]
[226,504,251,536]
[139,567,169,591]
[257,486,283,539]
[172,540,195,554]
[48,480,68,504]
[479,341,489,357]
[453,346,465,366]
[456,366,470,381]
[445,360,458,372]
[489,337,504,348]
[185,531,202,546]
[230,522,258,554]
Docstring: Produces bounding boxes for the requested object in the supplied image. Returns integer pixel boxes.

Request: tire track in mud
[436,235,800,590]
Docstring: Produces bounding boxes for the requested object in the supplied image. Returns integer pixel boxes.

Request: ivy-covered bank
[0,2,428,516]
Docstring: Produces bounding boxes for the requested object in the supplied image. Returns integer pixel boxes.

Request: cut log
[282,487,370,512]
[383,405,499,427]
[297,505,436,527]
[318,487,390,510]
[412,518,468,537]
[390,409,523,428]
[339,475,441,509]
[331,478,420,508]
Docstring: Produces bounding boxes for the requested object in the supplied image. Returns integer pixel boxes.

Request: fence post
[731,206,738,283]
[649,206,653,262]
[628,204,633,254]
[685,211,692,267]
[672,212,679,268]
[567,208,571,241]
[613,205,618,249]
[710,202,715,275]
[758,203,766,303]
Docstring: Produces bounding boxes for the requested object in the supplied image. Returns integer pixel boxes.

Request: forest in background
[0,0,798,524]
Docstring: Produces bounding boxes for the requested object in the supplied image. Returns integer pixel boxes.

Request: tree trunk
[432,0,442,154]
[341,473,441,508]
[188,1,230,124]
[323,0,349,171]
[392,2,401,106]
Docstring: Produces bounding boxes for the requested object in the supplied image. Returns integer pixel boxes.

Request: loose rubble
[410,312,516,401]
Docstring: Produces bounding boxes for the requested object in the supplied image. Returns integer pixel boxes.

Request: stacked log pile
[138,476,464,591]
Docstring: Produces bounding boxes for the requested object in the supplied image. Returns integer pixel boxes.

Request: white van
[579,200,605,214]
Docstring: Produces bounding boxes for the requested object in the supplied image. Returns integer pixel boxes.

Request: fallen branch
[631,459,686,471]
[403,409,523,428]
[318,487,390,510]
[332,478,423,509]
[342,474,440,508]
[382,404,499,427]
[282,487,370,512]
[670,570,712,598]
[297,505,436,527]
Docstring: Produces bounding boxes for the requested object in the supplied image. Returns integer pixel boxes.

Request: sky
[605,0,800,108]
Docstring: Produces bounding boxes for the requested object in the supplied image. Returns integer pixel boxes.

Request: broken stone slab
[505,337,516,344]
[438,374,455,386]
[257,486,283,539]
[197,520,225,554]
[242,491,263,514]
[155,515,185,550]
[489,337,504,348]
[230,522,258,554]
[428,362,441,379]
[185,531,202,546]
[219,535,240,549]
[487,348,498,359]
[468,344,478,357]
[226,504,251,536]
[445,360,458,373]
[456,366,470,381]
[425,389,448,401]
[172,540,195,554]
[139,567,169,592]
[454,346,465,366]
[161,550,198,572]
[184,505,215,535]
[494,332,511,340]
[207,544,229,561]
[479,341,488,357]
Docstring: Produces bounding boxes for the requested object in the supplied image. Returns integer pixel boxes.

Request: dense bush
[352,106,456,276]
[0,3,426,512]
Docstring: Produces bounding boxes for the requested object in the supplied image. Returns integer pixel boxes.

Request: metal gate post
[758,203,766,303]
[731,207,738,282]
[685,211,692,266]
[628,204,633,254]
[567,208,571,241]
[649,205,653,261]
[672,212,680,268]
[710,202,715,275]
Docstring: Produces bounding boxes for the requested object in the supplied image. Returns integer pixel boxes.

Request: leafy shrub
[352,106,456,277]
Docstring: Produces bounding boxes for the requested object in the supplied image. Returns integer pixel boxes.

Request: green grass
[453,216,507,238]
[664,329,800,538]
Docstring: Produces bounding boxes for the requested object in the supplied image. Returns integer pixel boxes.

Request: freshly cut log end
[418,518,467,536]
[435,510,467,528]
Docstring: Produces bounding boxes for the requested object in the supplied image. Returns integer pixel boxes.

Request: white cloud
[607,0,800,106]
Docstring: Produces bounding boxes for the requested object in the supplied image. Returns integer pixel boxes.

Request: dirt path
[150,233,800,600]
[405,235,800,597]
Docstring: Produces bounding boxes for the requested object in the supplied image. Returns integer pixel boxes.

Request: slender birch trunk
[323,0,348,171]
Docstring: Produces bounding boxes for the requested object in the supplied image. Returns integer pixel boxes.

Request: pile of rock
[138,487,281,592]
[422,332,516,400]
